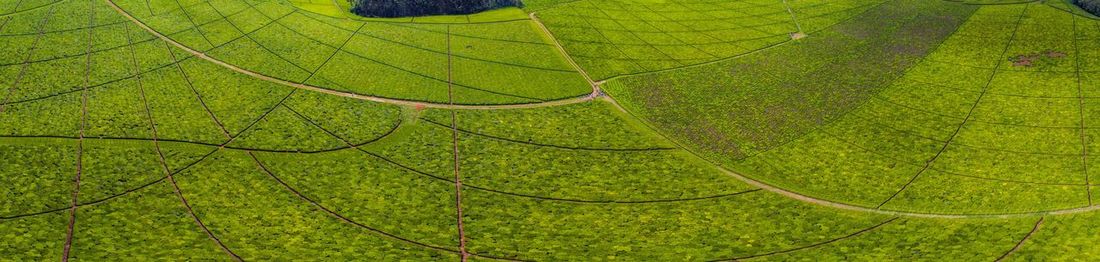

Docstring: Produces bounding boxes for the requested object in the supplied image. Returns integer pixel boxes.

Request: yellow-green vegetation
[4,0,1100,260]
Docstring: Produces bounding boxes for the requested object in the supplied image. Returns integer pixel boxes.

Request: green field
[3,0,1100,260]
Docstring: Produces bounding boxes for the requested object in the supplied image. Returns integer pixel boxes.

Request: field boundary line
[105,0,591,109]
[62,3,95,259]
[708,217,899,261]
[994,217,1044,261]
[876,3,1032,208]
[446,26,471,262]
[1071,13,1092,205]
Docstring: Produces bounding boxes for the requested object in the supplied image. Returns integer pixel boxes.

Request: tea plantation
[2,0,1100,260]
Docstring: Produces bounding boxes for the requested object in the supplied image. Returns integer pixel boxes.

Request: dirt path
[62,4,94,260]
[445,26,472,262]
[104,0,594,110]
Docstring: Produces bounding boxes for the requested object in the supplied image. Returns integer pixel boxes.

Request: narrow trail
[62,3,95,260]
[446,26,471,262]
[994,217,1044,262]
[103,0,595,110]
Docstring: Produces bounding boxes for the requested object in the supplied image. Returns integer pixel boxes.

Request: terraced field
[2,0,1100,260]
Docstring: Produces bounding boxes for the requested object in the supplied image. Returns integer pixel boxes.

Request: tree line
[350,0,524,18]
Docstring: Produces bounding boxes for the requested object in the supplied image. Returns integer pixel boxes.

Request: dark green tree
[1075,0,1100,16]
[350,0,524,18]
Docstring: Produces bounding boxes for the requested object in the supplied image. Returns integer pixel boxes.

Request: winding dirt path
[104,0,595,110]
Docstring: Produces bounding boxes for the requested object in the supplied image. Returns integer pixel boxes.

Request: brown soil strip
[1071,15,1092,205]
[62,4,95,260]
[446,25,472,262]
[994,217,1044,262]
